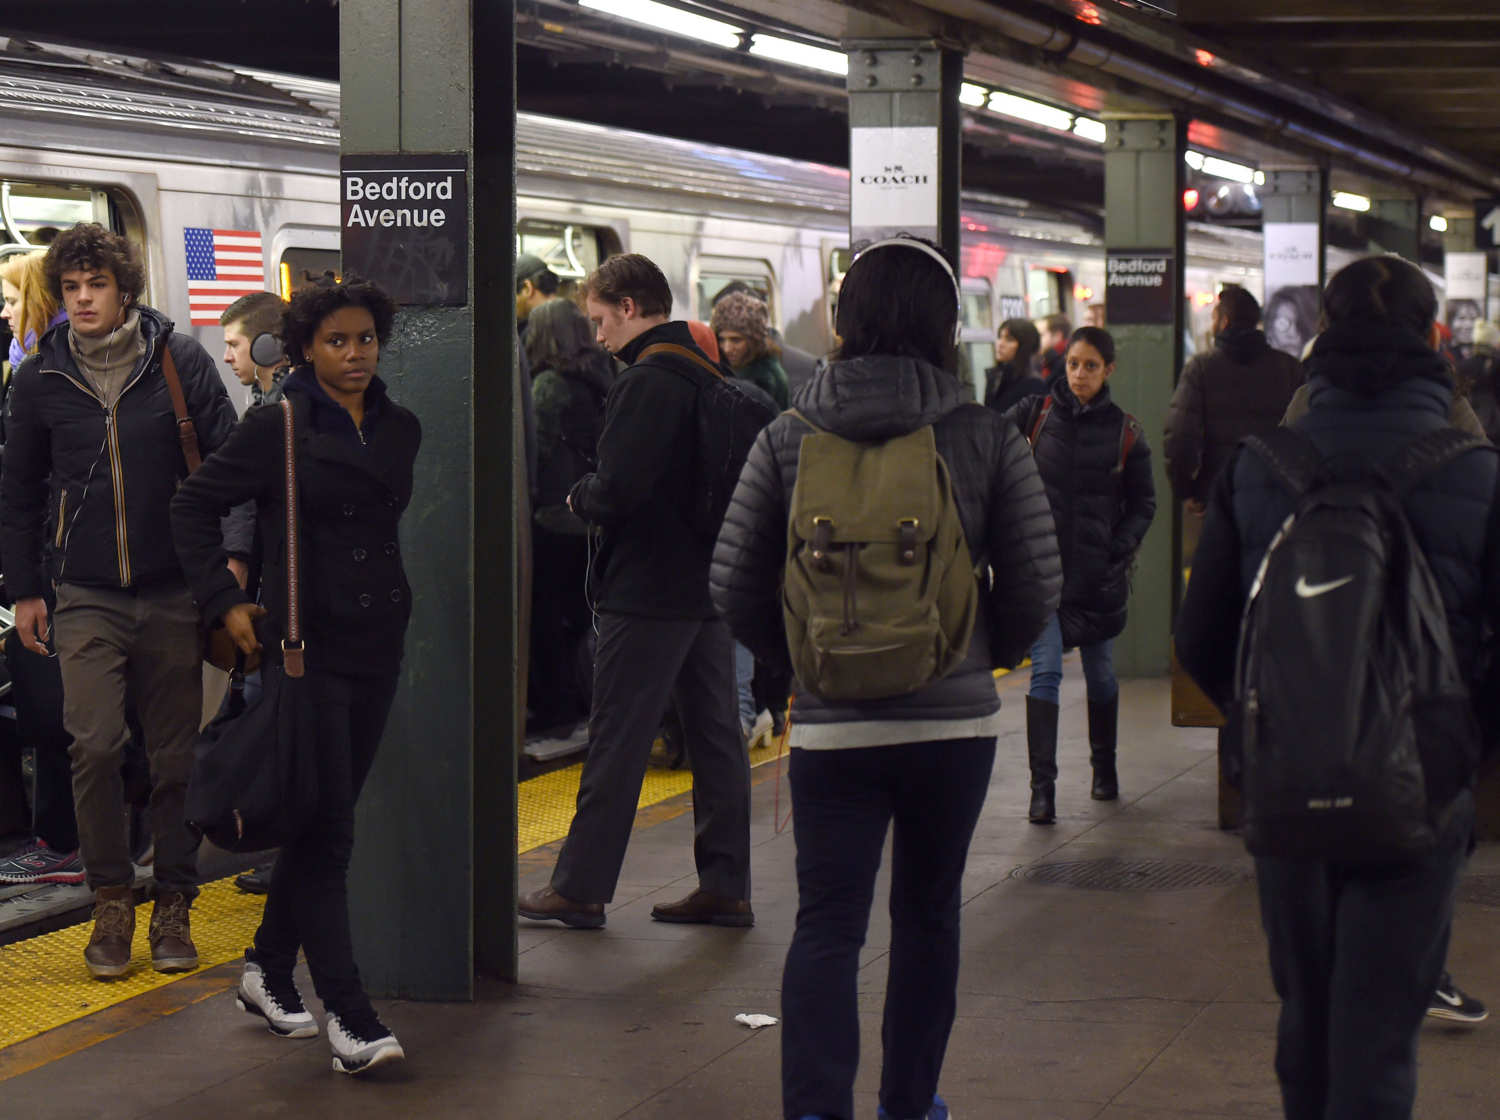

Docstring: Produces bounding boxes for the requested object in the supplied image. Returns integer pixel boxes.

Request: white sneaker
[328,1011,405,1075]
[748,710,774,751]
[236,960,318,1038]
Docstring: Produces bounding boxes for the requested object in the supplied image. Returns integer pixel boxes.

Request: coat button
[384,542,397,556]
[342,504,356,518]
[358,593,372,608]
[385,496,398,509]
[353,548,368,562]
[389,589,403,603]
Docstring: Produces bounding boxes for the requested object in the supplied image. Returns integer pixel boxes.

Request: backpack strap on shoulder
[1381,428,1492,497]
[1116,413,1144,474]
[1027,395,1054,447]
[1242,427,1323,498]
[638,341,726,381]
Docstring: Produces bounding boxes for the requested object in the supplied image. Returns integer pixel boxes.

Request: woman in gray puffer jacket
[711,238,1061,1120]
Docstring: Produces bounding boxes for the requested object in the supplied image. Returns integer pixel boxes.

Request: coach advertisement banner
[1444,251,1488,354]
[1105,250,1175,325]
[849,127,939,246]
[1263,222,1320,359]
[340,152,468,306]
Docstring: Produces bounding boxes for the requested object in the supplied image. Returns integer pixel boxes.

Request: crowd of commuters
[0,219,1495,1115]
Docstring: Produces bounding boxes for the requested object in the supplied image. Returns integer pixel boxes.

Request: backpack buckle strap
[811,518,835,572]
[898,519,918,564]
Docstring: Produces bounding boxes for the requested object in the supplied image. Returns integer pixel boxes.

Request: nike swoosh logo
[1437,989,1464,1007]
[1295,575,1354,599]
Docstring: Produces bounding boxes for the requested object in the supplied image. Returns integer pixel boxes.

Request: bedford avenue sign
[341,153,468,306]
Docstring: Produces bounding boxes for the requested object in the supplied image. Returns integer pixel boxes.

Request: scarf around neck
[68,309,146,407]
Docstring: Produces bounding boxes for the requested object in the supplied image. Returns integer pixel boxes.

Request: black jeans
[1254,792,1473,1120]
[252,670,396,1020]
[528,526,591,724]
[781,737,996,1120]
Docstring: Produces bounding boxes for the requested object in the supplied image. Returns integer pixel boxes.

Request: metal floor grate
[1015,858,1248,891]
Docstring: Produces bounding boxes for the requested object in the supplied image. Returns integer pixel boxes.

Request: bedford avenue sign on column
[341,152,468,306]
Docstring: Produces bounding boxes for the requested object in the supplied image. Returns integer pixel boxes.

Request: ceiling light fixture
[1332,191,1372,212]
[577,0,743,50]
[748,35,848,75]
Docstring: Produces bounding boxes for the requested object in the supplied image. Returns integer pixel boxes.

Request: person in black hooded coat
[1175,255,1500,1120]
[1004,327,1155,824]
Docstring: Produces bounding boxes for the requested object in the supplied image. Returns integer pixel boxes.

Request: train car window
[1024,265,1074,322]
[0,179,149,292]
[279,248,341,297]
[696,257,777,325]
[516,220,620,281]
[959,278,995,402]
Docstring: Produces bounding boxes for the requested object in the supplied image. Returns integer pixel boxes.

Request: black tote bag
[186,399,317,852]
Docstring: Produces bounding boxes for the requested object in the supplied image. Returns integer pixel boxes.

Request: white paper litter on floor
[734,1013,779,1029]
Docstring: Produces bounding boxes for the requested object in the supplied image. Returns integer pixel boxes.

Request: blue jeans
[1254,793,1472,1119]
[781,737,995,1120]
[1027,613,1117,705]
[734,641,757,732]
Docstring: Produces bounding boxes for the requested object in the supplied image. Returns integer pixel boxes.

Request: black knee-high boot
[1088,695,1119,801]
[1026,695,1059,824]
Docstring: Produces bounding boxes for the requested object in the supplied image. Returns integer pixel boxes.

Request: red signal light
[1183,188,1201,212]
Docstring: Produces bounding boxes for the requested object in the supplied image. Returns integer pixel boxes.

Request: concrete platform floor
[6,671,1500,1119]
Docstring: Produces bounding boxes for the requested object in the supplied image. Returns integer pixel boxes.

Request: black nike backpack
[1234,427,1486,863]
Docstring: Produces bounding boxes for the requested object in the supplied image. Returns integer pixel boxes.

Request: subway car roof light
[578,0,743,50]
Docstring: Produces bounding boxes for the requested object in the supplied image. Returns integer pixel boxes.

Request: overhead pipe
[912,0,1500,195]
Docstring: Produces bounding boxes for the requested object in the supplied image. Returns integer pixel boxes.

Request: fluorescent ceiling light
[987,91,1074,132]
[1072,116,1107,143]
[1430,215,1449,232]
[1199,154,1256,184]
[579,0,742,50]
[749,35,847,74]
[1184,151,1205,171]
[1253,170,1265,186]
[960,83,989,108]
[1332,191,1372,212]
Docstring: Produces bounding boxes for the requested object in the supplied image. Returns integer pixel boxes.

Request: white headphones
[850,235,964,345]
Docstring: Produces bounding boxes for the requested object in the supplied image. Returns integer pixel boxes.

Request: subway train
[0,37,1317,409]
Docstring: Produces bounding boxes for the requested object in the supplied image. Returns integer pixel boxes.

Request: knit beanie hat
[710,291,769,345]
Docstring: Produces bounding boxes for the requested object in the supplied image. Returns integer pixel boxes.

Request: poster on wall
[849,127,939,246]
[1263,222,1320,359]
[1444,251,1488,356]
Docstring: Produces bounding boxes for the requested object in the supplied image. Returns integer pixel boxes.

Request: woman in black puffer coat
[1005,327,1155,824]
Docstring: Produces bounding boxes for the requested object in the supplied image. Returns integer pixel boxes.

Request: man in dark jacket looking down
[518,253,751,930]
[1163,284,1304,515]
[0,223,245,980]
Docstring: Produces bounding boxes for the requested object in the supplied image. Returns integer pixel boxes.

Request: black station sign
[1105,249,1175,325]
[340,153,468,306]
[1477,198,1500,251]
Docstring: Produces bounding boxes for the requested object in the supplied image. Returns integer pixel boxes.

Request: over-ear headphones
[249,332,283,368]
[850,236,964,345]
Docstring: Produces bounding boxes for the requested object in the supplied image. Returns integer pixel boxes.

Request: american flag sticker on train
[184,228,265,325]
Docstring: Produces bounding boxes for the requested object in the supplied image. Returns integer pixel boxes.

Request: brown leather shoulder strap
[638,341,725,380]
[1027,395,1054,447]
[278,398,305,678]
[160,343,203,473]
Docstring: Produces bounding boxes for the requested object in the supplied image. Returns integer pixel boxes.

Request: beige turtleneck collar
[68,309,147,407]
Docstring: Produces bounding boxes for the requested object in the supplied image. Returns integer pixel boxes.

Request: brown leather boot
[84,886,136,979]
[149,891,199,972]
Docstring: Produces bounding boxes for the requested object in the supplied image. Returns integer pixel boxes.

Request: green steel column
[1103,116,1185,679]
[1371,197,1423,263]
[1443,216,1477,255]
[340,0,519,997]
[1262,167,1329,281]
[845,40,963,261]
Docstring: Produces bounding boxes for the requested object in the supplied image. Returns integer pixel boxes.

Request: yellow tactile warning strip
[0,877,265,1054]
[518,731,788,853]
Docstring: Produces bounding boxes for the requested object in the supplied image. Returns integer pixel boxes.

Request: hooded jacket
[1006,377,1156,648]
[711,355,1061,747]
[1163,327,1304,503]
[532,348,613,523]
[1,305,245,601]
[1176,320,1500,716]
[984,360,1046,414]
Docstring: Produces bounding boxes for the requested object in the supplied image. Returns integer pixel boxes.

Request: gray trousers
[552,612,751,904]
[54,582,203,896]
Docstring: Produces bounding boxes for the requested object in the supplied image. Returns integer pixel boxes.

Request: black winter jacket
[0,306,245,601]
[171,372,421,679]
[1163,328,1304,503]
[983,362,1046,414]
[1176,322,1500,716]
[711,355,1062,731]
[532,350,612,529]
[568,321,719,619]
[1005,377,1156,647]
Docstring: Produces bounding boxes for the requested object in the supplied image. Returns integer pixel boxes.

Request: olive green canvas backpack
[783,414,978,701]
